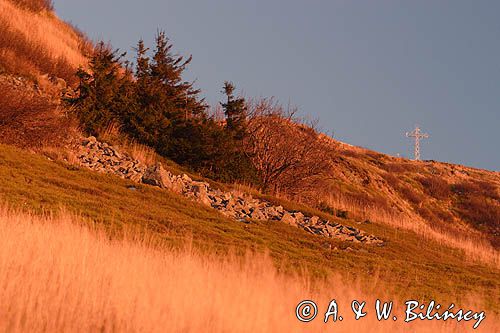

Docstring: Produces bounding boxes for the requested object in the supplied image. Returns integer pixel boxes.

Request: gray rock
[191,182,211,206]
[181,174,192,182]
[292,211,305,222]
[281,212,297,227]
[141,163,171,189]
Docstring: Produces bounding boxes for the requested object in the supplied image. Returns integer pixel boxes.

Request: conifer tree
[66,42,131,136]
[121,39,172,149]
[221,81,247,139]
[149,31,206,122]
[216,81,259,183]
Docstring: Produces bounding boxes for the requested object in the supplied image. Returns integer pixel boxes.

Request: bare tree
[244,98,333,195]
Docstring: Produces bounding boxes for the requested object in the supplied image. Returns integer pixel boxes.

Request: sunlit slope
[0,0,88,81]
[0,208,496,332]
[305,136,500,250]
[0,144,498,310]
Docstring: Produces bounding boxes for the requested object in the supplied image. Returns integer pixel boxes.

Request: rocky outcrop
[76,137,383,245]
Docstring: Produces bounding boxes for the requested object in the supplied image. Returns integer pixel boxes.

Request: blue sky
[55,1,500,170]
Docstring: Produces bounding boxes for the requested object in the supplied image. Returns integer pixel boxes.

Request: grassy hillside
[0,1,89,149]
[0,2,498,327]
[287,136,500,251]
[0,144,498,312]
[0,0,88,82]
[1,208,496,332]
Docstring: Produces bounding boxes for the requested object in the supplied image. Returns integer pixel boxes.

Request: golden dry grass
[0,207,497,332]
[0,0,87,79]
[324,192,500,268]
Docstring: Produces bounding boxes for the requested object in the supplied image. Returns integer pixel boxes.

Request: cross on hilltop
[406,125,429,161]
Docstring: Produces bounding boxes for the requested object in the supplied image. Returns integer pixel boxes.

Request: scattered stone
[74,136,384,245]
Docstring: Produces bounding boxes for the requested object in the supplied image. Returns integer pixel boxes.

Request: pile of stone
[76,137,383,245]
[77,137,146,182]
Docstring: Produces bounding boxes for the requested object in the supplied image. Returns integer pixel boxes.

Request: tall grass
[323,192,500,268]
[0,207,496,332]
[0,0,88,81]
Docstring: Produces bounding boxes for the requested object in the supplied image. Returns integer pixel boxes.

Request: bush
[450,180,500,246]
[416,206,440,226]
[399,184,425,205]
[0,81,74,148]
[451,181,480,196]
[455,196,499,232]
[335,210,348,219]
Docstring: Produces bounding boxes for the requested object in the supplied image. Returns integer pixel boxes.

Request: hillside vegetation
[309,140,500,249]
[1,207,497,332]
[58,17,499,259]
[0,144,498,313]
[0,0,88,149]
[0,2,499,329]
[0,0,88,81]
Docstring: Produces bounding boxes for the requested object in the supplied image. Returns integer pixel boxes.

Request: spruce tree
[216,81,259,183]
[149,31,206,122]
[221,81,247,140]
[66,42,130,136]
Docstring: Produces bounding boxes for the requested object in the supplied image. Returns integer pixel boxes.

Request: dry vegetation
[0,0,90,149]
[0,207,497,332]
[8,0,52,12]
[320,190,500,267]
[245,98,332,194]
[243,116,499,265]
[1,143,499,309]
[0,81,76,148]
[0,0,89,82]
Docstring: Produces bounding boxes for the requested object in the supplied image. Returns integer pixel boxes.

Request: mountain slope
[0,0,498,317]
[0,0,88,148]
[0,0,87,81]
[0,144,498,312]
[312,137,500,248]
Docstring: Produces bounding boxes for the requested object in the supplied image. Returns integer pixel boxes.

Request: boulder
[292,212,305,222]
[181,174,192,183]
[310,216,320,225]
[141,163,172,189]
[191,182,212,206]
[128,172,144,183]
[83,136,97,147]
[249,209,266,220]
[281,212,298,227]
